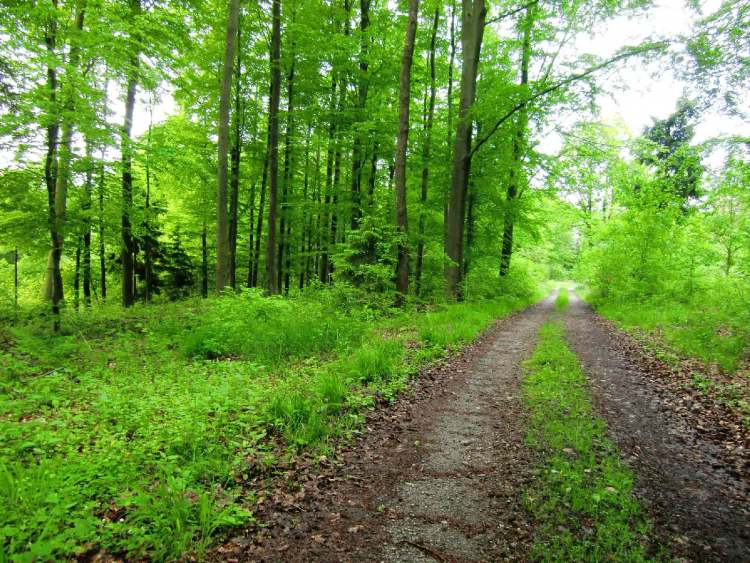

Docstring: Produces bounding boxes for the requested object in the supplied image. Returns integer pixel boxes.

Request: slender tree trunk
[73,237,82,311]
[464,184,475,277]
[298,127,311,289]
[499,5,533,277]
[415,7,439,297]
[229,17,243,290]
[393,0,419,301]
[144,102,154,302]
[216,0,240,291]
[202,223,209,297]
[98,151,107,302]
[121,0,140,307]
[252,145,269,287]
[319,76,338,283]
[278,50,296,293]
[83,139,92,307]
[45,5,85,330]
[246,178,256,286]
[265,0,282,294]
[43,2,60,322]
[444,0,485,300]
[444,0,456,245]
[350,0,371,230]
[13,248,18,321]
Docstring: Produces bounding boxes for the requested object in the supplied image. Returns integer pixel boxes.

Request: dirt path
[565,293,750,562]
[220,297,553,562]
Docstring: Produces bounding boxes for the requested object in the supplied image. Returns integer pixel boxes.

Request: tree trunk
[229,16,243,290]
[73,236,82,311]
[415,7,439,297]
[121,0,140,308]
[13,248,18,321]
[98,149,107,302]
[499,5,533,278]
[265,0,282,294]
[83,138,92,307]
[44,5,85,330]
[201,223,209,297]
[278,50,296,293]
[444,0,456,247]
[43,2,60,319]
[349,0,371,230]
[216,0,240,291]
[444,0,485,300]
[144,102,154,302]
[393,0,419,301]
[319,75,338,283]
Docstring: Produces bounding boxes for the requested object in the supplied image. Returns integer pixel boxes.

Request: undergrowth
[0,288,536,561]
[523,321,659,561]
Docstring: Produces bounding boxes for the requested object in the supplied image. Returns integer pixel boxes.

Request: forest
[0,0,748,560]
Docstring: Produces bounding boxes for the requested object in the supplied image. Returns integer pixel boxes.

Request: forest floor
[214,292,750,562]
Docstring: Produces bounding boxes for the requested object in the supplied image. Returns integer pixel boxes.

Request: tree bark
[415,7,439,297]
[349,0,371,230]
[444,0,485,300]
[216,0,240,291]
[499,5,533,277]
[229,16,243,289]
[44,4,85,329]
[278,49,296,293]
[393,0,419,301]
[201,223,208,297]
[319,75,338,283]
[121,0,140,307]
[83,137,92,306]
[265,0,282,294]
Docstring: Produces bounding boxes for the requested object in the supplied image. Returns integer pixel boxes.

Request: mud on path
[217,298,553,562]
[565,293,750,562]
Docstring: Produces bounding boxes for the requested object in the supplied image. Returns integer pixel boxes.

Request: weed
[523,322,658,561]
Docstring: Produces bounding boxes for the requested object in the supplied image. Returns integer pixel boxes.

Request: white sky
[533,0,746,161]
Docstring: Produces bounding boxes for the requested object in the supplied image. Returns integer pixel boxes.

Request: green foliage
[523,322,656,561]
[0,288,536,560]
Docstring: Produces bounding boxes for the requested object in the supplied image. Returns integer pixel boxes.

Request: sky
[534,0,745,158]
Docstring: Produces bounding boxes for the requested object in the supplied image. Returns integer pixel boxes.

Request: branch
[469,42,668,158]
[485,1,538,26]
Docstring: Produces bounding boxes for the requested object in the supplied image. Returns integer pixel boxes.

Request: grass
[593,293,749,374]
[555,287,569,311]
[522,321,658,561]
[0,287,537,561]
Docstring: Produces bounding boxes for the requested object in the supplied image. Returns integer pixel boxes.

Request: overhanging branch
[469,42,668,158]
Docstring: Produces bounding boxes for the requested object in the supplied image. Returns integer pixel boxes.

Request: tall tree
[393,0,419,300]
[499,4,533,277]
[216,0,240,291]
[43,3,86,330]
[444,0,485,299]
[415,6,439,296]
[121,0,141,307]
[265,0,282,294]
[349,0,371,230]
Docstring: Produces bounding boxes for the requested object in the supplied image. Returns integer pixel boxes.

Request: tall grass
[0,289,536,560]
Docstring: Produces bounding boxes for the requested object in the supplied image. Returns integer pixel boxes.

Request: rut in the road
[565,293,750,562]
[378,298,550,562]
[221,299,553,562]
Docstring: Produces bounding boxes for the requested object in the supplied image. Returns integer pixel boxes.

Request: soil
[214,293,750,562]
[215,297,553,562]
[565,292,750,562]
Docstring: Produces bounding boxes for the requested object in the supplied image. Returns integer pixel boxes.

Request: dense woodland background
[0,0,748,559]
